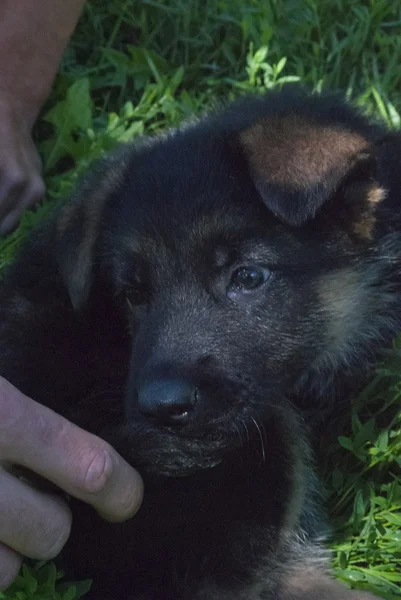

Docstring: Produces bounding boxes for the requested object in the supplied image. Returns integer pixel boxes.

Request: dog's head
[55,89,401,477]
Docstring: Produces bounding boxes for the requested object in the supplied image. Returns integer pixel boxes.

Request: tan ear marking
[366,185,386,206]
[352,185,386,240]
[239,115,371,190]
[352,214,376,241]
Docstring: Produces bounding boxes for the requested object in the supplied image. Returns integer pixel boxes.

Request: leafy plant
[0,563,91,600]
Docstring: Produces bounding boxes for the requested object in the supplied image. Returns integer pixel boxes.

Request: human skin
[0,377,144,591]
[0,0,86,234]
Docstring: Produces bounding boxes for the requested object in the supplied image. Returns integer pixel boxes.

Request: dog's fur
[1,89,401,600]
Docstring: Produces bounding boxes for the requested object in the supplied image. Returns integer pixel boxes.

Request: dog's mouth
[103,418,241,478]
[99,384,278,478]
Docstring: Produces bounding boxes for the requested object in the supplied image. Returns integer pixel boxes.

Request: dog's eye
[228,266,271,294]
[123,286,148,308]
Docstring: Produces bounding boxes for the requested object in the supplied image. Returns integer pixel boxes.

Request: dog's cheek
[242,286,323,384]
[314,264,386,373]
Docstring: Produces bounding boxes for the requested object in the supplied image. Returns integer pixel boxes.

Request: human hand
[0,93,45,236]
[0,377,144,590]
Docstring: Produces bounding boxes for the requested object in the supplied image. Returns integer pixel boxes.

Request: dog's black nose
[137,379,197,425]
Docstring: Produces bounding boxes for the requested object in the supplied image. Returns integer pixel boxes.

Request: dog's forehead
[111,130,272,254]
[118,201,275,275]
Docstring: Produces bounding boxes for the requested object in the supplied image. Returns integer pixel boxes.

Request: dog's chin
[104,423,232,479]
[140,453,224,479]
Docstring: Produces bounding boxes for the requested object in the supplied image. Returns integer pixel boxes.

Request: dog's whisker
[236,417,252,459]
[240,418,250,445]
[251,416,266,462]
[256,414,268,445]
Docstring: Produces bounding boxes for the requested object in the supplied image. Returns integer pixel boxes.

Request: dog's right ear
[55,150,130,311]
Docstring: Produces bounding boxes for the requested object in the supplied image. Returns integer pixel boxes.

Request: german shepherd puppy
[1,89,400,600]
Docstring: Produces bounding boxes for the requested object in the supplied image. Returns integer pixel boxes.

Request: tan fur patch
[353,214,376,240]
[239,115,370,189]
[352,185,386,240]
[367,185,386,205]
[318,267,364,354]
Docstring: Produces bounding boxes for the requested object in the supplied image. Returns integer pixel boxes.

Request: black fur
[1,88,400,599]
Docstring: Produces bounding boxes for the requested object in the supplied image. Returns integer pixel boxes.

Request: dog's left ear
[55,148,130,311]
[238,112,376,227]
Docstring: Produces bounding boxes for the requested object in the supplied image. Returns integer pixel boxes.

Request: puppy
[1,89,400,600]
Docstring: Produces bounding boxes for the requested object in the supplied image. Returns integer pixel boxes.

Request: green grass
[1,0,401,598]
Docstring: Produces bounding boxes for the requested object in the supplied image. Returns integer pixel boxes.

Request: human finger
[0,468,71,560]
[0,174,45,235]
[0,377,144,521]
[0,543,22,592]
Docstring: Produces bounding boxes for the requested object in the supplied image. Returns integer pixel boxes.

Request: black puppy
[1,89,400,600]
